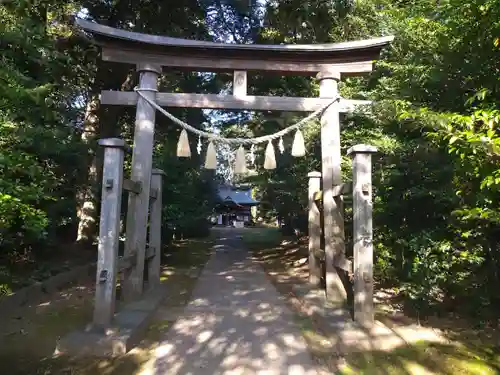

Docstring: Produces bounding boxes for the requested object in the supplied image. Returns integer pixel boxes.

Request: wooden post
[93,138,125,329]
[347,144,377,326]
[148,168,165,288]
[123,63,161,301]
[317,68,347,304]
[308,171,322,286]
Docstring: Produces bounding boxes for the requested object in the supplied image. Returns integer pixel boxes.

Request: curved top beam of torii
[75,18,394,75]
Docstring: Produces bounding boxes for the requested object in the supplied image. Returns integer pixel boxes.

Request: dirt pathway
[149,232,319,375]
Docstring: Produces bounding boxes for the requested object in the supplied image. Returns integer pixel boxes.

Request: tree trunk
[76,93,100,245]
[75,66,136,246]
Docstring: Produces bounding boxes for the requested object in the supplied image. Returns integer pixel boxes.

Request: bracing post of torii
[75,17,393,314]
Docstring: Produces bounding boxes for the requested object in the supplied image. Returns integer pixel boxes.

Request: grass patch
[339,341,500,375]
[240,227,284,250]
[244,227,500,375]
[0,236,215,375]
[162,235,214,269]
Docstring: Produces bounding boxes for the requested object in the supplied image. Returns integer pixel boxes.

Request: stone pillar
[347,144,377,326]
[93,138,125,329]
[147,168,165,289]
[317,68,347,304]
[308,171,322,286]
[123,63,161,301]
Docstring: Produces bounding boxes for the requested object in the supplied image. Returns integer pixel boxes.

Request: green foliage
[0,2,85,257]
[1,0,499,323]
[405,107,500,225]
[238,0,500,320]
[160,158,216,239]
[369,0,500,316]
[0,0,218,268]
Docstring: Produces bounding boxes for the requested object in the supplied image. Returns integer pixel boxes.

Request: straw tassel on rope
[234,145,247,174]
[177,129,191,157]
[291,129,306,157]
[204,141,217,169]
[264,140,276,170]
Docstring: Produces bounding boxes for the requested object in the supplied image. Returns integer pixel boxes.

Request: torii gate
[76,17,392,330]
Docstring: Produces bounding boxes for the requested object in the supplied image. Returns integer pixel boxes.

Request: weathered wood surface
[348,144,377,326]
[122,178,141,194]
[318,69,347,304]
[103,49,375,75]
[117,246,155,273]
[123,178,157,199]
[313,183,353,201]
[122,64,160,302]
[145,246,156,260]
[308,171,322,286]
[94,138,125,328]
[118,254,136,272]
[148,169,165,288]
[233,71,247,98]
[76,18,393,53]
[75,18,393,75]
[101,91,372,113]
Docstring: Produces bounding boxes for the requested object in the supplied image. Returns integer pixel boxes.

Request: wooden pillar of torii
[122,63,161,300]
[75,19,393,313]
[317,68,347,304]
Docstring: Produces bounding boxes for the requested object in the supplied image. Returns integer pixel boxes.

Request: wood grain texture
[100,90,372,113]
[93,138,125,328]
[233,71,247,98]
[348,145,377,326]
[122,66,160,302]
[147,169,164,288]
[319,72,347,304]
[308,172,322,286]
[312,183,353,201]
[76,18,393,53]
[101,47,376,75]
[75,18,393,76]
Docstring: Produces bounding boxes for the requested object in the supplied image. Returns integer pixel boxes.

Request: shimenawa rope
[134,87,339,145]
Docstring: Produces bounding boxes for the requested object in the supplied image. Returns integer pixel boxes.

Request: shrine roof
[75,18,394,74]
[218,186,259,206]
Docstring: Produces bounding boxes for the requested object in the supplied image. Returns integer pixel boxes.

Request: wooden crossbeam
[101,47,375,75]
[123,178,157,199]
[313,183,352,201]
[123,179,141,194]
[117,246,156,273]
[149,188,157,200]
[75,19,393,75]
[100,91,372,113]
[118,254,136,272]
[145,246,156,260]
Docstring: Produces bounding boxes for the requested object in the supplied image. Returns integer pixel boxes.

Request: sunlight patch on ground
[340,342,500,375]
[0,236,215,375]
[243,227,500,375]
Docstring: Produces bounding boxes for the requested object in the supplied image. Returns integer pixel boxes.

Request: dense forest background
[1,0,499,321]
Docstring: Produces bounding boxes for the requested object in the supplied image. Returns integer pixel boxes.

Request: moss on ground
[244,227,500,375]
[339,341,500,375]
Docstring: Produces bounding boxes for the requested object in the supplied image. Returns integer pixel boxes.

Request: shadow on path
[153,232,319,375]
